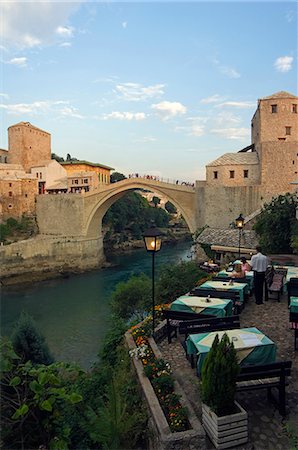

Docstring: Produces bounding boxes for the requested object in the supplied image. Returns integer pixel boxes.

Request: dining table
[198,280,248,305]
[186,327,277,376]
[170,295,233,317]
[217,269,254,291]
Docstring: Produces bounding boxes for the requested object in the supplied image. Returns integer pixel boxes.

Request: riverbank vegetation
[0,216,37,244]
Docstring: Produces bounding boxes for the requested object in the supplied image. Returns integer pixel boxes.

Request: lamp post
[235,214,244,258]
[143,227,162,335]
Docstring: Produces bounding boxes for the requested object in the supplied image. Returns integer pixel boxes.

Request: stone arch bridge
[34,178,197,271]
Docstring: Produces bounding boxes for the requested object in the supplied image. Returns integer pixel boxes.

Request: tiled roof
[197,227,259,249]
[261,91,297,100]
[206,152,259,167]
[8,122,50,134]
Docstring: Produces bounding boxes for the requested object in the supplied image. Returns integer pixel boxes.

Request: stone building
[0,164,38,220]
[8,122,51,172]
[61,160,114,186]
[67,171,99,193]
[197,91,298,229]
[30,160,68,194]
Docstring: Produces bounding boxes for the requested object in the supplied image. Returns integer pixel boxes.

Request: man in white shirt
[250,246,268,304]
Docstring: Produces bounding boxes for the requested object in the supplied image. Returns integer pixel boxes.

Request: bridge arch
[83,178,196,238]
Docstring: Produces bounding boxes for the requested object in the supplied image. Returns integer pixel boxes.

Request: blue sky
[0,1,297,181]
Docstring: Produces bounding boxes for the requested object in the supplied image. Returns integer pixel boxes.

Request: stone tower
[251,91,298,199]
[8,122,51,172]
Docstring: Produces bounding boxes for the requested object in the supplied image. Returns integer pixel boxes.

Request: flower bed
[129,321,190,432]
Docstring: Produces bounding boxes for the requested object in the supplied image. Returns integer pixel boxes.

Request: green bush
[11,311,54,365]
[201,333,240,416]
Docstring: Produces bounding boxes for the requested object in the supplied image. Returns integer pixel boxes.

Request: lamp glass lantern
[143,227,162,336]
[235,214,244,230]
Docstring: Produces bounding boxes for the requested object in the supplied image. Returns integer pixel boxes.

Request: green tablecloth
[170,295,233,317]
[290,297,298,313]
[218,270,254,291]
[285,266,298,283]
[199,280,248,304]
[186,327,276,376]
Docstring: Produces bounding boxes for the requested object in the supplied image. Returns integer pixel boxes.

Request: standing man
[250,246,268,305]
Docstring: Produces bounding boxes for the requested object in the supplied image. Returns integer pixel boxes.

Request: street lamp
[143,227,162,335]
[235,214,244,258]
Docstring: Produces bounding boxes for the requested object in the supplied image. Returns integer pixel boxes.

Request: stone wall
[195,183,261,229]
[206,162,260,187]
[0,235,104,282]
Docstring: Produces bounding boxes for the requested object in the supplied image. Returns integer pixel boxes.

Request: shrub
[201,333,240,416]
[11,311,54,365]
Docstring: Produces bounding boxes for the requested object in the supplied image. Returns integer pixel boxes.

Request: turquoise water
[1,242,192,369]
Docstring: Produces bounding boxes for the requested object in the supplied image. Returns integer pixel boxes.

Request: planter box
[202,401,248,449]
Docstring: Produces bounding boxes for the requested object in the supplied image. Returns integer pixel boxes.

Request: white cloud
[200,94,226,104]
[215,111,242,126]
[0,93,9,99]
[0,99,84,118]
[122,21,127,29]
[210,127,250,140]
[103,111,146,121]
[59,42,72,48]
[274,56,294,73]
[1,2,81,49]
[286,10,295,23]
[151,101,186,120]
[115,82,165,101]
[220,66,241,79]
[216,101,255,109]
[59,106,84,119]
[7,57,28,68]
[56,25,74,38]
[134,136,157,143]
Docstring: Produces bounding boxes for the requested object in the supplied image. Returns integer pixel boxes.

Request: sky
[0,1,297,182]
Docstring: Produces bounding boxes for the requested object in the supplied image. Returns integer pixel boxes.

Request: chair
[288,278,298,306]
[265,267,284,302]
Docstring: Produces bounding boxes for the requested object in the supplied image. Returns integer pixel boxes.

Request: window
[9,191,12,197]
[285,127,291,135]
[243,170,249,178]
[213,171,218,179]
[25,194,28,198]
[8,204,12,208]
[74,179,78,185]
[292,104,297,113]
[39,172,42,178]
[229,170,235,179]
[84,179,88,184]
[36,172,39,178]
[271,104,277,113]
[9,183,12,187]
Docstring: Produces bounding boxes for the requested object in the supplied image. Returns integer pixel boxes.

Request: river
[1,241,193,369]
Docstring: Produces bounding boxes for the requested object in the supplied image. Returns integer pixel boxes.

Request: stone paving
[158,291,298,450]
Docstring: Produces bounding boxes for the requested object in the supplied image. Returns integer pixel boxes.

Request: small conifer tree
[201,333,240,416]
[11,311,54,365]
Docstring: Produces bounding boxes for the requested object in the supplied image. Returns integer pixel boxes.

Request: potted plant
[200,333,248,449]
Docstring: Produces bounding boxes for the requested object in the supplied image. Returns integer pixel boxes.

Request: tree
[201,333,240,416]
[51,153,64,162]
[165,201,177,214]
[110,273,152,320]
[253,193,298,254]
[110,172,127,183]
[11,311,54,365]
[152,196,160,208]
[156,261,206,304]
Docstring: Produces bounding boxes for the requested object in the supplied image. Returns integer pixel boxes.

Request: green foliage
[85,376,145,449]
[0,216,33,242]
[156,261,206,304]
[98,316,127,367]
[253,193,298,254]
[291,221,298,254]
[152,196,160,207]
[110,273,152,321]
[165,201,177,214]
[110,171,127,183]
[201,333,240,416]
[51,153,65,162]
[1,337,83,450]
[103,191,169,238]
[11,311,54,365]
